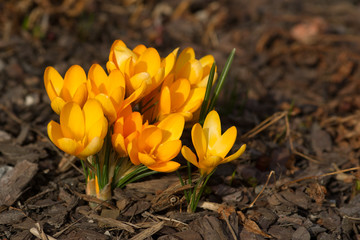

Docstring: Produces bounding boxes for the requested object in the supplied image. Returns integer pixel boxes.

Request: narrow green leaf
[199,62,216,125]
[208,48,236,111]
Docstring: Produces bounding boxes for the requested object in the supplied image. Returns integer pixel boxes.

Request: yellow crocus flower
[127,114,185,172]
[88,64,145,124]
[181,110,246,176]
[107,40,177,98]
[47,99,108,159]
[44,65,88,114]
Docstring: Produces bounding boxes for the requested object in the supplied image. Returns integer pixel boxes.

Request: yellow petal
[122,80,146,109]
[223,144,246,163]
[88,64,108,93]
[169,78,190,110]
[60,102,85,140]
[162,48,179,77]
[191,123,207,162]
[112,133,127,156]
[57,138,79,156]
[47,120,63,146]
[156,140,182,162]
[123,112,143,137]
[83,99,105,133]
[50,97,66,115]
[200,155,222,176]
[44,67,63,100]
[138,152,156,166]
[159,86,171,117]
[113,45,137,72]
[78,136,104,158]
[95,94,117,124]
[210,126,237,158]
[106,61,117,73]
[147,161,180,172]
[181,146,199,168]
[179,88,205,114]
[127,140,141,165]
[86,116,108,142]
[128,72,151,93]
[133,44,147,56]
[203,110,221,148]
[157,113,185,142]
[71,83,88,107]
[176,59,203,85]
[108,70,126,95]
[175,47,195,74]
[138,127,162,151]
[62,65,87,100]
[134,48,160,77]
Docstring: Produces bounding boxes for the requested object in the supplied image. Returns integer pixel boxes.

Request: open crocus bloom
[127,113,185,172]
[181,110,246,176]
[112,108,146,157]
[158,76,206,121]
[47,99,108,159]
[107,40,177,98]
[174,47,217,88]
[44,65,88,114]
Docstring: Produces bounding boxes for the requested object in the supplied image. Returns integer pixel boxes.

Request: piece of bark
[0,160,38,206]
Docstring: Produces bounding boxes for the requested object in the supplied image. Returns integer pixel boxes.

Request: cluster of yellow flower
[44,40,246,207]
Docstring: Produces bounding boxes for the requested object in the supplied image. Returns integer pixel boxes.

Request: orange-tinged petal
[179,88,205,114]
[88,64,108,93]
[47,120,63,146]
[147,161,180,172]
[210,126,237,158]
[108,70,126,94]
[162,48,179,77]
[175,47,195,74]
[86,116,108,142]
[159,86,171,116]
[138,152,156,166]
[169,78,190,110]
[155,140,182,162]
[71,83,88,107]
[191,123,207,162]
[200,55,215,69]
[134,48,160,77]
[203,110,221,148]
[181,146,199,167]
[128,140,140,165]
[60,102,85,140]
[57,138,79,156]
[123,112,143,137]
[112,133,127,156]
[44,67,63,100]
[128,72,151,93]
[122,80,146,108]
[177,59,203,85]
[106,61,117,73]
[138,127,162,151]
[78,136,104,158]
[157,113,184,142]
[201,155,222,174]
[113,45,137,72]
[62,65,87,99]
[83,99,105,133]
[95,94,117,124]
[133,44,147,56]
[50,97,66,115]
[223,144,246,163]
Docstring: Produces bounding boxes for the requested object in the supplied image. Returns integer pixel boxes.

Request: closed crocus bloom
[158,76,205,121]
[181,110,246,176]
[174,48,217,87]
[44,65,88,114]
[47,99,108,159]
[112,109,145,157]
[127,114,185,172]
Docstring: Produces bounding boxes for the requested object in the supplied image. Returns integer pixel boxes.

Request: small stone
[292,226,310,240]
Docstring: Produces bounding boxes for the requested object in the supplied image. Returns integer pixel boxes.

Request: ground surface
[1,0,360,239]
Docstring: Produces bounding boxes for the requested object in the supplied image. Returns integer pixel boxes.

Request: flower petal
[123,112,143,137]
[134,48,160,77]
[178,88,205,114]
[78,136,104,158]
[210,126,237,158]
[60,102,85,140]
[156,140,182,162]
[175,47,195,74]
[71,82,88,107]
[62,65,87,100]
[200,155,222,176]
[50,97,66,115]
[88,64,108,94]
[147,161,180,172]
[159,86,171,117]
[176,59,203,85]
[181,146,199,168]
[95,94,117,124]
[57,138,79,156]
[83,99,105,133]
[47,120,63,146]
[191,123,207,162]
[157,113,185,142]
[162,48,179,77]
[128,72,151,94]
[223,144,246,163]
[138,127,162,151]
[112,133,127,156]
[128,139,141,165]
[138,152,156,166]
[169,78,190,110]
[44,67,63,100]
[203,110,221,148]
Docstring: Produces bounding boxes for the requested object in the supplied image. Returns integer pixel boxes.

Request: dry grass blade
[129,221,165,240]
[246,170,275,209]
[30,223,56,240]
